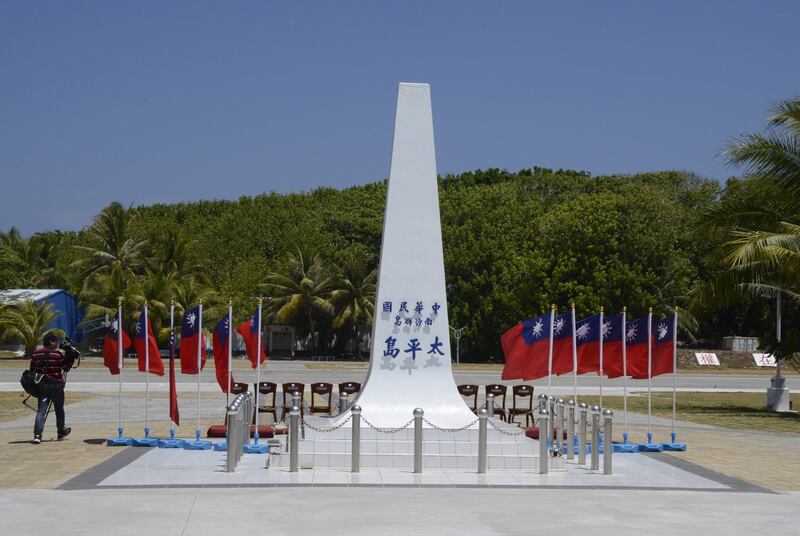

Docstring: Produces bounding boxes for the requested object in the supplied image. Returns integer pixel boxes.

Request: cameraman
[30,333,72,444]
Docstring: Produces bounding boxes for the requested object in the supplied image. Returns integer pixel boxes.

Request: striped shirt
[29,348,69,386]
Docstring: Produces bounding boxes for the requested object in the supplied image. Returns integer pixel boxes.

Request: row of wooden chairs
[457,384,535,427]
[228,382,362,422]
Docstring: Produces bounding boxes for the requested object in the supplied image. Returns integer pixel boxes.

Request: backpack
[20,370,45,397]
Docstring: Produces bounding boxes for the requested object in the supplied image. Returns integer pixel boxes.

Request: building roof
[0,289,67,304]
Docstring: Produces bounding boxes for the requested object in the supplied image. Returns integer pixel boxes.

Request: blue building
[0,289,84,341]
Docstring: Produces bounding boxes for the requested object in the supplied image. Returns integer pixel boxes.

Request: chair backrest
[338,382,362,396]
[457,384,479,412]
[311,382,333,412]
[485,384,508,408]
[512,384,534,411]
[254,382,276,407]
[282,382,305,407]
[231,382,249,395]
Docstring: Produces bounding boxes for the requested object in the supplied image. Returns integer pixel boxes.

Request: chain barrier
[360,416,415,434]
[421,417,479,433]
[487,419,526,436]
[300,414,353,433]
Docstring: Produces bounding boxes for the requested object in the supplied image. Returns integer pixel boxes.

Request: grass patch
[0,392,92,423]
[577,392,800,434]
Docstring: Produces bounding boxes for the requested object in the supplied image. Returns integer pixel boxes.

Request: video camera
[59,336,81,368]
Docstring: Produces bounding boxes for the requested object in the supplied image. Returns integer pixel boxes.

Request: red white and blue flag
[134,309,164,376]
[236,308,267,369]
[575,313,601,374]
[168,327,180,425]
[650,314,676,377]
[501,311,552,380]
[626,315,650,379]
[551,311,574,375]
[180,306,206,374]
[600,313,626,378]
[212,313,236,393]
[103,310,131,375]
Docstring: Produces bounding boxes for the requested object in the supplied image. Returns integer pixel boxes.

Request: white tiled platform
[97,447,730,490]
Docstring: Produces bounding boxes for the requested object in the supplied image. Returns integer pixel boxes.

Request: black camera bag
[20,370,44,397]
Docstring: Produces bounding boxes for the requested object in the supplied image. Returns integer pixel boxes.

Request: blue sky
[2,1,799,235]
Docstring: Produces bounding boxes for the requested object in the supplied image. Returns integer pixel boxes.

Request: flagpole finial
[551,303,556,310]
[571,302,575,309]
[258,297,263,306]
[117,296,123,306]
[649,307,653,313]
[229,298,233,306]
[600,305,604,313]
[171,299,174,306]
[199,299,204,306]
[623,305,627,312]
[144,300,148,307]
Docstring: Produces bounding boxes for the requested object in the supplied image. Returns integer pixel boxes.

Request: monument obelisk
[346,83,476,428]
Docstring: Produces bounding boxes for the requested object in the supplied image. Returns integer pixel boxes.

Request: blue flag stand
[614,432,639,453]
[108,426,133,446]
[638,431,664,452]
[158,428,184,448]
[132,426,159,447]
[212,431,228,451]
[184,428,212,450]
[662,431,687,451]
[243,431,269,454]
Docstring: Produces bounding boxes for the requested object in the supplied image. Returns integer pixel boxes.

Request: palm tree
[330,253,377,359]
[692,97,800,386]
[72,202,148,279]
[79,264,141,326]
[0,300,65,357]
[264,248,334,355]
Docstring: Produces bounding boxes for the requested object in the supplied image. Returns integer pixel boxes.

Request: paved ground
[1,362,798,534]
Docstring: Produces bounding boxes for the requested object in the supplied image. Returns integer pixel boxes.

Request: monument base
[767,386,791,412]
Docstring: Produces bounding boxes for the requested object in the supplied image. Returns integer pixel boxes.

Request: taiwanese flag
[212,313,235,393]
[551,311,574,375]
[601,313,626,378]
[180,306,206,374]
[103,310,131,375]
[650,314,676,377]
[168,327,179,425]
[575,313,601,374]
[236,308,267,369]
[626,315,651,379]
[501,312,552,380]
[134,309,164,376]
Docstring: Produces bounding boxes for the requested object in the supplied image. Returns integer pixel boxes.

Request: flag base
[637,443,664,452]
[212,441,227,451]
[661,442,687,451]
[613,443,639,453]
[184,440,213,450]
[107,437,133,446]
[158,438,185,448]
[243,442,269,454]
[132,437,159,447]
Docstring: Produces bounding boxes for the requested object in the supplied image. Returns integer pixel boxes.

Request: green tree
[330,253,377,360]
[0,300,65,357]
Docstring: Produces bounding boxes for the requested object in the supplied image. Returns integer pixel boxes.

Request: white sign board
[694,352,720,366]
[753,353,777,367]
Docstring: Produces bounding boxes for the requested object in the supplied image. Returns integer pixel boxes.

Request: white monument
[345,82,476,428]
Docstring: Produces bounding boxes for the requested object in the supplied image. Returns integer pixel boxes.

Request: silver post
[548,396,555,440]
[538,408,549,474]
[538,393,548,413]
[226,407,236,473]
[590,405,601,471]
[578,402,588,465]
[603,409,613,475]
[413,408,424,473]
[477,408,488,474]
[289,405,299,472]
[351,405,361,473]
[486,393,495,418]
[555,399,565,455]
[339,391,349,414]
[566,400,575,461]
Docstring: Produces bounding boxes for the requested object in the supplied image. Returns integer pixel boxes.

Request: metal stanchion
[413,408,424,474]
[289,405,299,472]
[555,399,565,454]
[486,393,495,419]
[578,402,588,465]
[590,405,601,471]
[225,392,252,472]
[538,408,549,474]
[548,396,555,443]
[351,405,361,473]
[339,392,349,414]
[603,409,613,475]
[477,408,488,474]
[566,399,575,461]
[538,393,548,413]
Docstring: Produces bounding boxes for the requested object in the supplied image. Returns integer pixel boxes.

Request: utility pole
[449,325,466,365]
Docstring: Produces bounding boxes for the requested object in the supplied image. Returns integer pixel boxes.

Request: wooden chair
[282,382,305,418]
[457,384,479,413]
[310,382,334,415]
[507,385,534,426]
[253,382,276,424]
[484,384,508,421]
[337,382,361,413]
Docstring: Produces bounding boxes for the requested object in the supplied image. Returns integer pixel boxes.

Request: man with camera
[29,333,74,444]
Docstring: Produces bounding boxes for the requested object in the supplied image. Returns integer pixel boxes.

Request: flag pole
[622,306,629,445]
[144,301,150,438]
[599,306,604,408]
[170,301,176,435]
[671,308,678,442]
[227,300,233,408]
[547,304,555,391]
[196,300,203,442]
[646,307,653,445]
[255,299,262,441]
[571,303,578,406]
[108,297,132,446]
